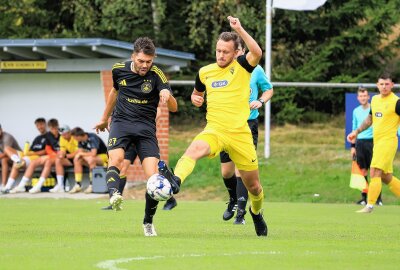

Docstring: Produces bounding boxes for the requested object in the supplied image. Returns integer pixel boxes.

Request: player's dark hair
[237,36,246,51]
[47,118,59,128]
[34,117,46,124]
[71,127,85,137]
[133,37,156,56]
[379,72,393,81]
[218,32,239,50]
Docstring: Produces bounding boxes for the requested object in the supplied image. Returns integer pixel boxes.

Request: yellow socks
[75,173,82,183]
[174,155,196,183]
[388,176,400,197]
[249,188,264,215]
[367,177,382,205]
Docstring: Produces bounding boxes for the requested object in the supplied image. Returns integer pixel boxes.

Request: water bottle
[23,141,30,155]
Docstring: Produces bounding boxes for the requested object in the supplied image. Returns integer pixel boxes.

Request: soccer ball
[146,174,172,201]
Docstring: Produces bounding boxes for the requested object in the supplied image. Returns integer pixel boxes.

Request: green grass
[169,118,400,204]
[1,199,400,270]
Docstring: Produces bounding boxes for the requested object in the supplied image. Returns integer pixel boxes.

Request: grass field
[2,118,400,269]
[1,199,400,270]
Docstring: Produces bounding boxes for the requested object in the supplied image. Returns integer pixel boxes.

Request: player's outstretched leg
[102,175,127,210]
[106,166,123,211]
[158,160,181,194]
[143,192,159,236]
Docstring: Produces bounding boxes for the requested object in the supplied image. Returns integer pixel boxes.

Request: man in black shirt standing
[94,37,177,237]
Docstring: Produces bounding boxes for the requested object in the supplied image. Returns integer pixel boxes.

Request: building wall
[0,72,108,146]
[100,71,169,181]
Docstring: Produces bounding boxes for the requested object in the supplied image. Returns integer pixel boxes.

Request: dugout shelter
[0,38,195,181]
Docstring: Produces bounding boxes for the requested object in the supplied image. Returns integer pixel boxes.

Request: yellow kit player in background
[347,73,400,213]
[159,16,268,236]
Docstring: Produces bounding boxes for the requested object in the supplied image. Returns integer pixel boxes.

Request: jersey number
[108,138,117,146]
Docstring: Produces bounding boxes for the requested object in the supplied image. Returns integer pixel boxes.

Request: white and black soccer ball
[146,173,172,201]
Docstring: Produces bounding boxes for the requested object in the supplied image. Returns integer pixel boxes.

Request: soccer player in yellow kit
[159,16,267,236]
[347,73,400,213]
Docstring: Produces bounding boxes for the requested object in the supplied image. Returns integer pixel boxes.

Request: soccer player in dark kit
[94,37,177,236]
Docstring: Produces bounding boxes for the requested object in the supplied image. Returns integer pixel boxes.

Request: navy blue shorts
[108,119,160,162]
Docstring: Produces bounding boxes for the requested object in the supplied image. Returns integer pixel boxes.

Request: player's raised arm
[94,88,117,133]
[227,16,262,67]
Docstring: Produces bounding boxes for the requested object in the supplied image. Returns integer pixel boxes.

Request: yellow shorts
[370,138,397,173]
[193,124,258,171]
[98,153,108,167]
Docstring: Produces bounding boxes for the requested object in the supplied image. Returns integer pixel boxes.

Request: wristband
[351,143,356,148]
[258,98,265,105]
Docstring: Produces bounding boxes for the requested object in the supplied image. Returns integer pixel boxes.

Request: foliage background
[1,0,399,124]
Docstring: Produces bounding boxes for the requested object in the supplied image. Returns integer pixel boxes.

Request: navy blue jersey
[45,132,60,151]
[79,133,107,154]
[111,61,172,128]
[30,134,47,152]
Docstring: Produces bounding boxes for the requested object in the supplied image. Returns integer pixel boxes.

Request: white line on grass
[96,251,281,270]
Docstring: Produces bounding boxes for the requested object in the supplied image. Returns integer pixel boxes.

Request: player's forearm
[167,95,178,112]
[101,89,117,121]
[260,89,273,103]
[235,27,262,64]
[355,115,372,134]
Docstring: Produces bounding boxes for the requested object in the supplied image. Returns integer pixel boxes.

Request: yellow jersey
[195,55,254,130]
[371,92,400,142]
[59,136,79,154]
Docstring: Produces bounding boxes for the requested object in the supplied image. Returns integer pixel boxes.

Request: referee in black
[94,37,177,236]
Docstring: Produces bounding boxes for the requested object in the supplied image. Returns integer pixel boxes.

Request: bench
[0,165,107,193]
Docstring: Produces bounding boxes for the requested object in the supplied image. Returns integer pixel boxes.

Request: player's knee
[381,174,391,184]
[221,168,234,179]
[244,179,262,195]
[108,156,124,167]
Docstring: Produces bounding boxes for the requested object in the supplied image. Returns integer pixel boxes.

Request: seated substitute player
[70,127,108,194]
[159,16,268,236]
[347,72,400,213]
[10,118,60,193]
[94,37,177,236]
[101,143,177,210]
[220,37,273,225]
[50,125,79,193]
[0,124,22,189]
[1,118,48,193]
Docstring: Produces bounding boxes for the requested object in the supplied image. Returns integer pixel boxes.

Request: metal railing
[170,80,400,88]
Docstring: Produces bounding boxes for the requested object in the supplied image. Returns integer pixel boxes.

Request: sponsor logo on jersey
[375,112,383,117]
[230,67,234,74]
[127,98,148,104]
[141,80,152,93]
[119,79,127,86]
[211,80,228,88]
